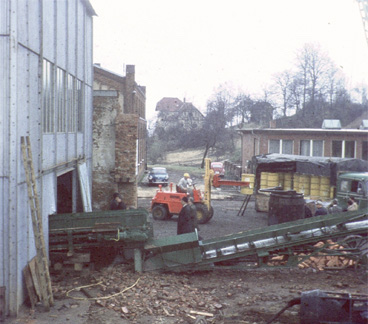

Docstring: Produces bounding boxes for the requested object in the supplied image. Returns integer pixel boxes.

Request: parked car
[211,162,225,177]
[148,167,169,186]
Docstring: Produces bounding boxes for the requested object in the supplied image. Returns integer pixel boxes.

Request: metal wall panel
[68,0,77,75]
[56,0,67,70]
[17,0,27,45]
[41,173,57,250]
[56,133,67,164]
[85,14,93,86]
[2,0,94,315]
[26,0,41,53]
[42,0,55,61]
[0,38,9,178]
[77,132,84,157]
[0,32,9,288]
[77,0,85,80]
[42,135,57,170]
[0,0,9,35]
[68,134,77,160]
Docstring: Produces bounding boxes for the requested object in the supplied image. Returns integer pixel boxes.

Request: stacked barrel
[258,172,332,200]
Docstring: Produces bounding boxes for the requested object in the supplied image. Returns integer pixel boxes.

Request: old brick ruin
[92,64,147,210]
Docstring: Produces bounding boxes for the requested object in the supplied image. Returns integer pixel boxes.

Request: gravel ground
[6,169,367,324]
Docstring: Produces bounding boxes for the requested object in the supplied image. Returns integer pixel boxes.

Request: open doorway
[57,170,83,213]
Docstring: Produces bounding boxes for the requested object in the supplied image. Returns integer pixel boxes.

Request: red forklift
[150,159,252,224]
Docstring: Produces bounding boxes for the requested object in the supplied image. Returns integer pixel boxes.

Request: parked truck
[249,154,368,212]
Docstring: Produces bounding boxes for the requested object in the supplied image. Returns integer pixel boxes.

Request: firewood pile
[269,239,356,270]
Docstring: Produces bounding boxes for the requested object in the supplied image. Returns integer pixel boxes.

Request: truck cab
[336,172,368,210]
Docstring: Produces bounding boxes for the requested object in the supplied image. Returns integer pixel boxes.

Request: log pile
[269,239,356,270]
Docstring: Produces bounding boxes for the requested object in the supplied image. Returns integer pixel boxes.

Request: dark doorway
[57,172,73,213]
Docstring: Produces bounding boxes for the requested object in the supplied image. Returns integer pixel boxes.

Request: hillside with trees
[148,43,367,166]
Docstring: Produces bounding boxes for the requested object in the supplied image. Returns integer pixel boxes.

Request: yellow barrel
[283,173,292,190]
[241,173,254,195]
[310,175,320,199]
[278,172,284,188]
[298,174,310,196]
[293,173,299,191]
[260,172,268,189]
[267,172,279,187]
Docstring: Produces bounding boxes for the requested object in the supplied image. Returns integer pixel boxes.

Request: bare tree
[296,43,335,111]
[273,70,293,117]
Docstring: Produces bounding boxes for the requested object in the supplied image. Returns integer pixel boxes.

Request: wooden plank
[22,264,38,309]
[28,257,41,301]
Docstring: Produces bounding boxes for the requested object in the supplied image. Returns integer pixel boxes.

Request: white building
[0,0,95,316]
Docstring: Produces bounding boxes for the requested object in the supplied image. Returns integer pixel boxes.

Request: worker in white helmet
[177,172,193,196]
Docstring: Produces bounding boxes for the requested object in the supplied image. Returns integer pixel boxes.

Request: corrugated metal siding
[42,0,55,61]
[0,0,10,297]
[56,0,67,70]
[77,0,85,80]
[0,0,9,35]
[1,0,95,316]
[68,0,77,76]
[85,14,93,86]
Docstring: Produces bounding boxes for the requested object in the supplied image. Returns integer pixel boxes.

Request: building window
[269,139,293,154]
[363,141,368,160]
[42,60,54,133]
[67,75,76,132]
[57,68,66,132]
[77,80,84,132]
[332,140,356,158]
[300,140,323,157]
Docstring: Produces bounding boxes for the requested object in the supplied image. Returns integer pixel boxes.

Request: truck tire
[152,205,168,220]
[195,203,210,224]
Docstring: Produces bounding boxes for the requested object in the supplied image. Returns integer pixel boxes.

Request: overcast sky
[90,0,368,120]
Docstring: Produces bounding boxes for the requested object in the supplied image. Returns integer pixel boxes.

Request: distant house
[93,64,147,210]
[155,97,204,130]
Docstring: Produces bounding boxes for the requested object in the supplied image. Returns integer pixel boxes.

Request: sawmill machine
[49,207,368,282]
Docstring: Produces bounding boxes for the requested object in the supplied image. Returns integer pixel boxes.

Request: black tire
[195,203,210,224]
[152,205,168,220]
[208,206,214,220]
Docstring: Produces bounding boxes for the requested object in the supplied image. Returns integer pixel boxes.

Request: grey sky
[91,0,368,120]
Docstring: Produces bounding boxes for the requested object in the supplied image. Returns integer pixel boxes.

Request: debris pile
[54,265,227,322]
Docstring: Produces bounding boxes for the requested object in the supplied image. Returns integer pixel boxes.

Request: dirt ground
[5,167,367,324]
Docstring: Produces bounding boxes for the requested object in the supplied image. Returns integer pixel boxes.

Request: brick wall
[92,65,147,210]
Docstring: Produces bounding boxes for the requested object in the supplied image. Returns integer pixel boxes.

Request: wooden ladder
[21,136,54,310]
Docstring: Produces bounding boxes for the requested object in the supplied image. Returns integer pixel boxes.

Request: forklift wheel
[152,205,168,220]
[195,203,210,224]
[208,206,214,220]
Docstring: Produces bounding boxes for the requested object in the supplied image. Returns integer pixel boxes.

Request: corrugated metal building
[0,0,95,316]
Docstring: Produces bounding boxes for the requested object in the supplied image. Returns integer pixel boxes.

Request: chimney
[269,120,276,128]
[126,65,135,74]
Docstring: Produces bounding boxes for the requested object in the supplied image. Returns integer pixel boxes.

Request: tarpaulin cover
[251,154,368,186]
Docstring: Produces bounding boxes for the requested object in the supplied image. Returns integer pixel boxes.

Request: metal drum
[268,190,305,225]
